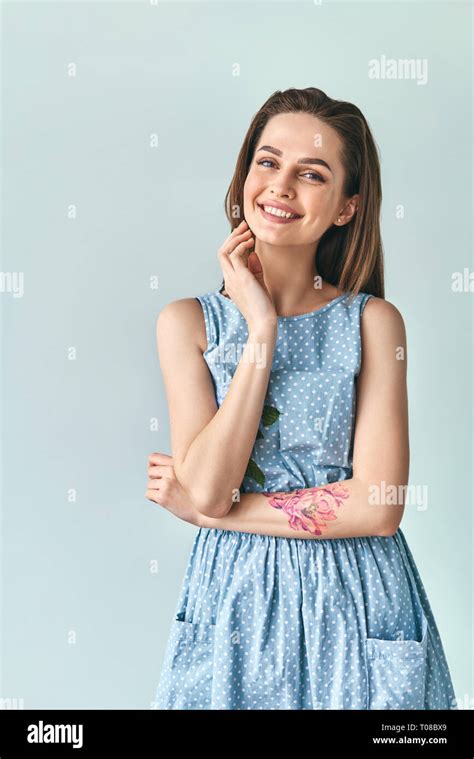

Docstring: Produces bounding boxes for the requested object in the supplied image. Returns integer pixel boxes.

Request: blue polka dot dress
[153,289,457,710]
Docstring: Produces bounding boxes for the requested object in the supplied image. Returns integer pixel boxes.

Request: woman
[146,87,457,710]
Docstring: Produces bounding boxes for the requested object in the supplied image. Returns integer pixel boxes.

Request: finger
[148,452,173,462]
[145,489,162,504]
[146,478,162,490]
[218,227,251,257]
[231,225,251,237]
[217,235,252,272]
[228,238,255,267]
[148,453,173,466]
[226,240,254,265]
[227,228,252,246]
[229,220,247,235]
[148,465,174,478]
[228,235,254,255]
[148,463,174,473]
[218,245,235,273]
[219,243,253,288]
[218,231,253,287]
[147,470,162,479]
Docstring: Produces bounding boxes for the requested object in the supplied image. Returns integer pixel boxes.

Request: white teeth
[262,205,299,219]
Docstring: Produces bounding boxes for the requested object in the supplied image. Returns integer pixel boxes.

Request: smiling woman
[148,87,457,711]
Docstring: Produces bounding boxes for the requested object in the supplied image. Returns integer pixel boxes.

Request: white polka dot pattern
[152,290,457,710]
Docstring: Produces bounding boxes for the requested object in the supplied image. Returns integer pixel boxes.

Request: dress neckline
[214,289,349,321]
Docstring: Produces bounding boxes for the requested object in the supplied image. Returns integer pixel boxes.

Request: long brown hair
[221,87,385,301]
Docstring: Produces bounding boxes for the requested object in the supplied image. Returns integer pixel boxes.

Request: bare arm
[197,297,410,539]
[156,298,277,518]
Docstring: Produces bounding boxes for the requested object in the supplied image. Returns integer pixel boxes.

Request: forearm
[197,477,403,539]
[175,322,278,517]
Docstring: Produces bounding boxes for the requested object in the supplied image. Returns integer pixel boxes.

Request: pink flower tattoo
[262,483,350,536]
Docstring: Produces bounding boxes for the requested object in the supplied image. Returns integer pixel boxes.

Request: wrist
[193,510,213,529]
[247,321,278,341]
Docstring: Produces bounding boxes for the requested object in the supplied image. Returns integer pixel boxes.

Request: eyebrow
[256,145,333,173]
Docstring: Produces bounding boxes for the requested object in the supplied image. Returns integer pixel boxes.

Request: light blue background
[1,0,472,709]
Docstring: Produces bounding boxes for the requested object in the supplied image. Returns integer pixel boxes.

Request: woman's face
[243,112,355,245]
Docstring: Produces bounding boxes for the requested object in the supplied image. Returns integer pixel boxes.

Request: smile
[257,204,303,224]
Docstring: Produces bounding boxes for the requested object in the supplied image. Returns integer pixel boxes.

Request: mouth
[257,203,303,224]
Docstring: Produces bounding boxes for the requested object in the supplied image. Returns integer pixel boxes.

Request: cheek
[244,173,260,198]
[248,162,267,189]
[243,176,261,215]
[304,188,336,216]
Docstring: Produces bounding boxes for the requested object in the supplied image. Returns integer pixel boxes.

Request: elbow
[376,509,405,537]
[192,490,231,519]
[377,522,398,537]
[173,464,231,519]
[360,477,406,537]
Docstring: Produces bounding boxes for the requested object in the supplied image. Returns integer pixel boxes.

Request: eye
[304,171,325,183]
[256,158,325,183]
[257,158,277,169]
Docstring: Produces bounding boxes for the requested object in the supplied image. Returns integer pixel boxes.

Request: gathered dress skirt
[153,525,457,710]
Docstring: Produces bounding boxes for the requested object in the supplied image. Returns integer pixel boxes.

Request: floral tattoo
[262,483,350,536]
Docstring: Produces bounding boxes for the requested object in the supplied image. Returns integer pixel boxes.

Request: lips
[257,201,303,218]
[257,204,303,224]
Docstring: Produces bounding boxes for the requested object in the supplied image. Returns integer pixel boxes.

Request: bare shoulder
[156,297,207,353]
[362,296,406,342]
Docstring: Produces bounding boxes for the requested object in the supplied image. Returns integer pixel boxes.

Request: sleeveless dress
[153,289,457,710]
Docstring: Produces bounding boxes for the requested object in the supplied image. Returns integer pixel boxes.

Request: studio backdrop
[1,0,471,709]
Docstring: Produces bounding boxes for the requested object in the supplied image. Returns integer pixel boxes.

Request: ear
[344,193,359,224]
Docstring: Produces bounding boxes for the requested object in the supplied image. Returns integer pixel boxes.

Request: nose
[268,170,295,198]
[269,186,294,200]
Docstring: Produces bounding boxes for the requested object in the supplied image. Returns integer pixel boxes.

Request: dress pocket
[165,613,217,709]
[365,611,428,710]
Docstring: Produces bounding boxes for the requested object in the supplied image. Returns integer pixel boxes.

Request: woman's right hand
[218,220,277,332]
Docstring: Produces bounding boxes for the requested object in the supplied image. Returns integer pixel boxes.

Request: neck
[254,238,327,312]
